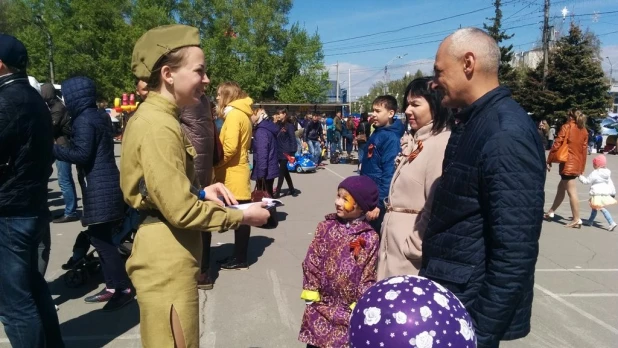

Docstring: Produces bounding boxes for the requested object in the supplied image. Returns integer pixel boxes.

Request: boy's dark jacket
[360,119,405,209]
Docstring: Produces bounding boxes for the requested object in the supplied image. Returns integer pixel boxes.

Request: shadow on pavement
[47,191,62,200]
[210,235,275,283]
[48,270,104,307]
[61,300,139,348]
[275,211,288,222]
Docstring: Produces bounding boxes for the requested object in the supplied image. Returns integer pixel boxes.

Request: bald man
[419,28,546,348]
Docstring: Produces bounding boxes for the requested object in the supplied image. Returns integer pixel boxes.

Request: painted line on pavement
[534,284,618,335]
[537,269,618,272]
[323,166,345,179]
[268,269,295,330]
[554,293,618,298]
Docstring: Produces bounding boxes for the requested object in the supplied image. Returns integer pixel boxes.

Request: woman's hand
[242,202,271,226]
[366,207,380,221]
[203,183,238,206]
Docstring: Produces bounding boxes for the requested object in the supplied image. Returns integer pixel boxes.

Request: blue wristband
[198,189,206,201]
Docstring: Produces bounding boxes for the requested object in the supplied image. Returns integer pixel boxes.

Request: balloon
[326,118,334,126]
[350,275,476,348]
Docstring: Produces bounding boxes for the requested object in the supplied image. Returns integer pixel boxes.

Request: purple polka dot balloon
[349,275,476,348]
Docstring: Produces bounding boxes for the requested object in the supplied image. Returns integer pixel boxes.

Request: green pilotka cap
[131,24,201,80]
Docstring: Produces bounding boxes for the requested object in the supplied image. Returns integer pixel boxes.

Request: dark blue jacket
[53,77,124,226]
[304,120,323,142]
[0,73,53,216]
[251,119,280,181]
[419,87,545,348]
[360,120,405,209]
[277,122,297,160]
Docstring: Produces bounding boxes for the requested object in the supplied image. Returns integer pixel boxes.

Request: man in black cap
[0,34,64,348]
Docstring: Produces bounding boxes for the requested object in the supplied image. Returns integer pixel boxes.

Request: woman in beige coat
[377,77,452,280]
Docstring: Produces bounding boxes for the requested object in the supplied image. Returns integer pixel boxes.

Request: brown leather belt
[384,201,421,215]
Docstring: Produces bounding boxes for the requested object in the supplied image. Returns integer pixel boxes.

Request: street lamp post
[383,53,408,94]
[34,15,55,84]
[606,57,613,85]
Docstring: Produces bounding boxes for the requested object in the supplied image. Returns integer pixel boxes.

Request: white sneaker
[608,223,617,231]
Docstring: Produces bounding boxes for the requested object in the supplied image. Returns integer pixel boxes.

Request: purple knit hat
[338,176,379,213]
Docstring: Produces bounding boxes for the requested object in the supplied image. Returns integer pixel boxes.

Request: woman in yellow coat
[214,81,254,270]
[121,25,270,348]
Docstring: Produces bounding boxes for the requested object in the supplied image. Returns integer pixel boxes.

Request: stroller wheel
[296,166,303,173]
[64,269,87,288]
[86,261,102,275]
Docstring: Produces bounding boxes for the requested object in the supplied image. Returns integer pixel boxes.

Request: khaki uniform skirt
[126,218,202,347]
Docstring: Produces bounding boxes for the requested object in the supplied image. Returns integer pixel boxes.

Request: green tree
[277,25,328,103]
[548,23,609,119]
[3,0,329,102]
[519,23,610,120]
[483,0,516,90]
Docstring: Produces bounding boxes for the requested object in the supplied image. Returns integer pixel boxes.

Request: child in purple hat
[299,176,380,348]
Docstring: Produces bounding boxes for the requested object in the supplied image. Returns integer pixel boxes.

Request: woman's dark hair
[360,112,369,122]
[402,77,453,133]
[277,108,293,124]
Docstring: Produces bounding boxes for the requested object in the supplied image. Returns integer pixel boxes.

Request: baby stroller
[63,208,140,288]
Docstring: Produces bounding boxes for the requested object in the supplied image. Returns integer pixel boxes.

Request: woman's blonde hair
[217,81,248,118]
[568,109,586,129]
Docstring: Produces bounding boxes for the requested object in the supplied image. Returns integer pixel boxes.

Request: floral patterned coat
[299,214,379,348]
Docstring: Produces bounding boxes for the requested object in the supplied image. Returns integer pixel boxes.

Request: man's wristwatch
[198,189,206,201]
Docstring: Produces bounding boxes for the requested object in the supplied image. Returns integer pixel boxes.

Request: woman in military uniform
[121,25,269,348]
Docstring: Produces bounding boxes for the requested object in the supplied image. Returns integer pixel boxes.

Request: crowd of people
[0,22,614,348]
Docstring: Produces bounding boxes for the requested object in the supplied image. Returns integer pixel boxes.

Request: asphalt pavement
[1,145,617,348]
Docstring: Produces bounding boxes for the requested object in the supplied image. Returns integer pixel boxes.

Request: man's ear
[463,52,475,76]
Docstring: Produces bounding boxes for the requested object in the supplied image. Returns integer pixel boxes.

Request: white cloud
[326,59,435,99]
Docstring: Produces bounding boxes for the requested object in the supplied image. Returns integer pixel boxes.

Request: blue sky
[288,0,618,98]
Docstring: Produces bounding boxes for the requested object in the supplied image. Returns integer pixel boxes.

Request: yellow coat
[214,97,253,200]
[120,92,243,232]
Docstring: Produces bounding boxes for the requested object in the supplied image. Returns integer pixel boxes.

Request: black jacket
[41,83,71,145]
[53,77,124,226]
[0,73,54,216]
[303,120,323,142]
[419,87,545,348]
[356,121,370,143]
[276,121,298,160]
